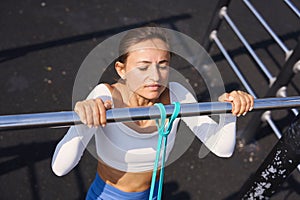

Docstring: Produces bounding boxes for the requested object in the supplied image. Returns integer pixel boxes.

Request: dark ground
[0,0,300,199]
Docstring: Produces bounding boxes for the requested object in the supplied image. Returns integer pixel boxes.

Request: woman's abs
[97,161,159,192]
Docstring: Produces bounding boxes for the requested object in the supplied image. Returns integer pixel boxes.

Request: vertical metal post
[241,41,300,144]
[202,0,232,51]
[235,114,300,199]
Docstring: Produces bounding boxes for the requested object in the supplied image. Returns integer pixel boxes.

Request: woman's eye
[138,66,148,71]
[158,65,168,70]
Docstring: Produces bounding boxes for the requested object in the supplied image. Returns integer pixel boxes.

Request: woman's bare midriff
[97,161,160,192]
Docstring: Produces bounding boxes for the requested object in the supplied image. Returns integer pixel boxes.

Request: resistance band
[149,102,181,200]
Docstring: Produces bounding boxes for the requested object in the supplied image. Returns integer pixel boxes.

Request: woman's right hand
[74,98,112,128]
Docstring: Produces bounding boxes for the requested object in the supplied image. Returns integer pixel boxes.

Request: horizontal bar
[284,0,300,18]
[0,97,300,131]
[243,0,292,57]
[219,7,275,84]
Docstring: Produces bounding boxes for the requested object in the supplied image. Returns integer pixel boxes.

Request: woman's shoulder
[87,83,113,100]
[101,83,114,94]
[169,81,185,89]
[92,83,112,93]
[169,82,197,103]
[169,82,192,94]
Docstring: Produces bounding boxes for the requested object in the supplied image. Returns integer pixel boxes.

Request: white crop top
[51,82,236,176]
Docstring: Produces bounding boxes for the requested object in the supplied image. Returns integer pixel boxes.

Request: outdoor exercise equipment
[202,0,300,198]
[203,0,300,144]
[0,97,300,131]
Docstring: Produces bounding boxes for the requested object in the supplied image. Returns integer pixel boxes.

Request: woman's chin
[141,92,162,101]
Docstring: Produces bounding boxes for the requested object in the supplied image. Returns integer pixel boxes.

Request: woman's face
[123,38,170,100]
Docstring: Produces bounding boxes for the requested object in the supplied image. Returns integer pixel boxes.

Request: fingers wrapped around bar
[218,91,254,116]
[74,98,112,128]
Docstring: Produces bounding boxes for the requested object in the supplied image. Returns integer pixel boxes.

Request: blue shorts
[86,173,158,200]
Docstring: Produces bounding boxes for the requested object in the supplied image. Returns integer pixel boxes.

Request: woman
[51,26,254,200]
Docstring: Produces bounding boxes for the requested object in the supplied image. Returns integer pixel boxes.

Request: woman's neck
[123,88,158,107]
[112,82,169,108]
[111,82,170,130]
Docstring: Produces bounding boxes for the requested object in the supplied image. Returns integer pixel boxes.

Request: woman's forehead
[126,48,170,63]
[127,38,169,53]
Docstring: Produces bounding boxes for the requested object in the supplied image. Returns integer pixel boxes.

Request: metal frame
[284,0,300,18]
[242,41,300,143]
[204,1,300,144]
[243,0,293,59]
[219,7,276,85]
[204,0,300,175]
[210,31,283,138]
[1,97,300,131]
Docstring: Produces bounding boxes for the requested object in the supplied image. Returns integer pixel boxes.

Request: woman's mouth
[145,84,161,90]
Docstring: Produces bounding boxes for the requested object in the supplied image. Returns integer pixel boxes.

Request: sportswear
[52,82,236,175]
[86,173,158,200]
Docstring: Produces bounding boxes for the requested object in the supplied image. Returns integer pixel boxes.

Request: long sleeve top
[51,82,236,176]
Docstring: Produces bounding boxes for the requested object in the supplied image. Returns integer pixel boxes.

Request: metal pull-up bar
[0,97,300,131]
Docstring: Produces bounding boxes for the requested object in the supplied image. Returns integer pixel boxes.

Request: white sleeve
[51,84,113,176]
[169,82,237,157]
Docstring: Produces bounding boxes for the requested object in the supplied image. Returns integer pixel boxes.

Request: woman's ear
[115,61,126,80]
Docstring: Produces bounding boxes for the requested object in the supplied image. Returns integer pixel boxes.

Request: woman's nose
[149,65,160,81]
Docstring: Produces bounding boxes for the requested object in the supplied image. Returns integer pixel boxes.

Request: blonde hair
[118,26,170,63]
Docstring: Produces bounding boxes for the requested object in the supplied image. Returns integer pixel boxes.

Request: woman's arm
[182,113,237,157]
[51,125,95,176]
[169,82,253,157]
[51,84,113,176]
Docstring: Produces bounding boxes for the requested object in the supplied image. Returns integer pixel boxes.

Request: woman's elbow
[215,150,234,158]
[211,145,235,158]
[51,160,68,177]
[209,137,235,157]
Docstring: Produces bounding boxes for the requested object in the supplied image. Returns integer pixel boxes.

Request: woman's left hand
[218,91,254,117]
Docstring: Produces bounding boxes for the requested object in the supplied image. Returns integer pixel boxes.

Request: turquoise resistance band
[149,102,181,200]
